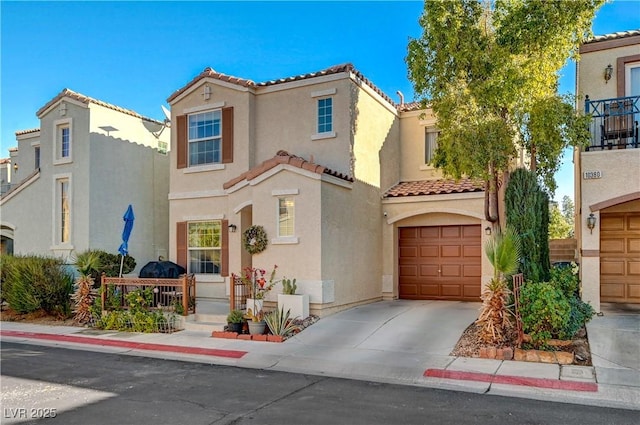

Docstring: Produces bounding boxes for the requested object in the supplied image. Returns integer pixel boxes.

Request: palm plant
[476,226,521,344]
[264,306,300,337]
[71,250,101,324]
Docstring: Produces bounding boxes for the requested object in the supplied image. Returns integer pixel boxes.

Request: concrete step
[182,320,226,333]
[186,313,228,323]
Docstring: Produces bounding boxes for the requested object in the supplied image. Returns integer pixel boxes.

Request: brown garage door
[399,225,481,301]
[600,211,640,303]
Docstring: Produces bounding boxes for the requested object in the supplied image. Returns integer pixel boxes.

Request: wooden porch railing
[101,274,196,316]
[229,275,249,312]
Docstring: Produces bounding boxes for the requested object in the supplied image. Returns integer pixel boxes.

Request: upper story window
[35,146,40,169]
[188,110,221,166]
[54,175,71,245]
[53,118,72,164]
[187,221,221,274]
[424,129,439,165]
[176,107,234,169]
[317,98,333,134]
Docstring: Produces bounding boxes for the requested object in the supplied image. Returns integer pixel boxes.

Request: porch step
[182,320,226,333]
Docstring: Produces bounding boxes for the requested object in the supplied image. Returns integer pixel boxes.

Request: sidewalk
[1,300,638,411]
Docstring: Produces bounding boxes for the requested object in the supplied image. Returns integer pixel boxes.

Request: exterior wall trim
[168,189,227,200]
[590,191,640,211]
[382,191,484,205]
[233,200,253,214]
[579,34,640,54]
[386,207,485,225]
[617,54,640,97]
[582,249,600,257]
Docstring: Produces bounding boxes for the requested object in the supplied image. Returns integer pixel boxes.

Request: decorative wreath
[243,225,268,255]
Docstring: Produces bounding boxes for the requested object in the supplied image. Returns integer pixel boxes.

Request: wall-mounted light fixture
[59,103,67,116]
[587,213,597,234]
[604,64,613,83]
[13,163,18,172]
[228,224,237,233]
[485,226,492,236]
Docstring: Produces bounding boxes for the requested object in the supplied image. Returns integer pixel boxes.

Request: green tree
[549,203,573,239]
[561,195,575,225]
[406,0,601,224]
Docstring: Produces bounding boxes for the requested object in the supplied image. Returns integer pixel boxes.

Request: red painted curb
[0,330,247,359]
[424,368,598,392]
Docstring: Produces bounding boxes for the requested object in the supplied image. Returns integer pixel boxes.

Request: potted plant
[277,277,309,320]
[226,309,244,334]
[245,308,266,335]
[233,265,280,318]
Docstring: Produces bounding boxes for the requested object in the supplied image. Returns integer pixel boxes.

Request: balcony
[585,95,639,151]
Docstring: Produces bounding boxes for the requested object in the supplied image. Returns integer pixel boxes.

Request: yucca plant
[71,251,101,324]
[264,306,300,337]
[476,226,521,344]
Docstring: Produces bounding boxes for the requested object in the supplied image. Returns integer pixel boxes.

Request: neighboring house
[166,64,495,315]
[575,30,640,311]
[0,89,170,272]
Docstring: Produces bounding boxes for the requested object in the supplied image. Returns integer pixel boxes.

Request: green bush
[1,255,73,316]
[75,250,136,287]
[519,281,570,346]
[550,263,579,298]
[561,296,595,339]
[94,309,172,333]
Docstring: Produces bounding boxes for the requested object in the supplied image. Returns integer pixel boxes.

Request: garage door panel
[420,264,439,277]
[629,238,640,253]
[628,285,640,299]
[601,215,625,231]
[464,265,481,277]
[441,226,461,238]
[420,246,439,258]
[399,246,418,258]
[601,283,625,298]
[629,260,640,275]
[441,285,462,297]
[463,245,481,257]
[601,259,625,275]
[441,264,461,277]
[441,245,461,257]
[399,265,418,277]
[399,225,481,301]
[601,239,625,253]
[629,215,640,230]
[420,227,439,238]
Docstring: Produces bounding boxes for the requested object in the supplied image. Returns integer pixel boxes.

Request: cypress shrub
[505,168,550,282]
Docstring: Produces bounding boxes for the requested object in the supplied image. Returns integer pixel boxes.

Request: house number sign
[583,170,602,180]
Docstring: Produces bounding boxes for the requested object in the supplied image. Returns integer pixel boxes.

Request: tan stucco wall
[88,104,167,151]
[398,109,443,183]
[576,36,640,311]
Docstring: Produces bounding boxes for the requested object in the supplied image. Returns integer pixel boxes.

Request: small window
[35,146,40,169]
[187,221,221,274]
[61,127,70,158]
[188,110,221,166]
[425,130,439,164]
[278,197,295,237]
[54,120,72,163]
[317,98,333,134]
[59,179,70,243]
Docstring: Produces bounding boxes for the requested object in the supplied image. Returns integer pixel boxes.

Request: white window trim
[53,118,73,165]
[625,61,640,96]
[276,196,296,239]
[311,88,337,98]
[315,96,334,135]
[51,173,72,249]
[188,109,222,167]
[183,101,225,114]
[271,236,300,245]
[311,131,337,141]
[271,189,299,196]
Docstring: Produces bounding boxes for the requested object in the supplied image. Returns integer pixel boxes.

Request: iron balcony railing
[584,95,639,151]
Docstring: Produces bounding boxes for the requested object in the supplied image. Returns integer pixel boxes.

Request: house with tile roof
[575,29,640,311]
[0,89,170,269]
[167,64,496,315]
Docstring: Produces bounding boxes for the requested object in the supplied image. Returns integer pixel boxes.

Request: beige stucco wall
[398,109,442,183]
[88,104,167,151]
[575,36,640,311]
[9,131,40,186]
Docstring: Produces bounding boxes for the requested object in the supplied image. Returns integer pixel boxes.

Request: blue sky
[2,0,639,203]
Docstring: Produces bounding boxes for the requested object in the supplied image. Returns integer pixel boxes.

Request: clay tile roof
[168,63,399,108]
[36,88,163,124]
[384,178,485,198]
[15,128,40,136]
[0,158,11,164]
[584,29,640,44]
[397,101,425,112]
[223,150,353,190]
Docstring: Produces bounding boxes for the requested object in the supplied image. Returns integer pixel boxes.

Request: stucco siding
[399,109,443,182]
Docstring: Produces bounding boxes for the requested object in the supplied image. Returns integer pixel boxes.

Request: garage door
[399,225,481,301]
[600,211,640,303]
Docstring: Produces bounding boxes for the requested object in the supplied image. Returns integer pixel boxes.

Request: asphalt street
[1,342,637,425]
